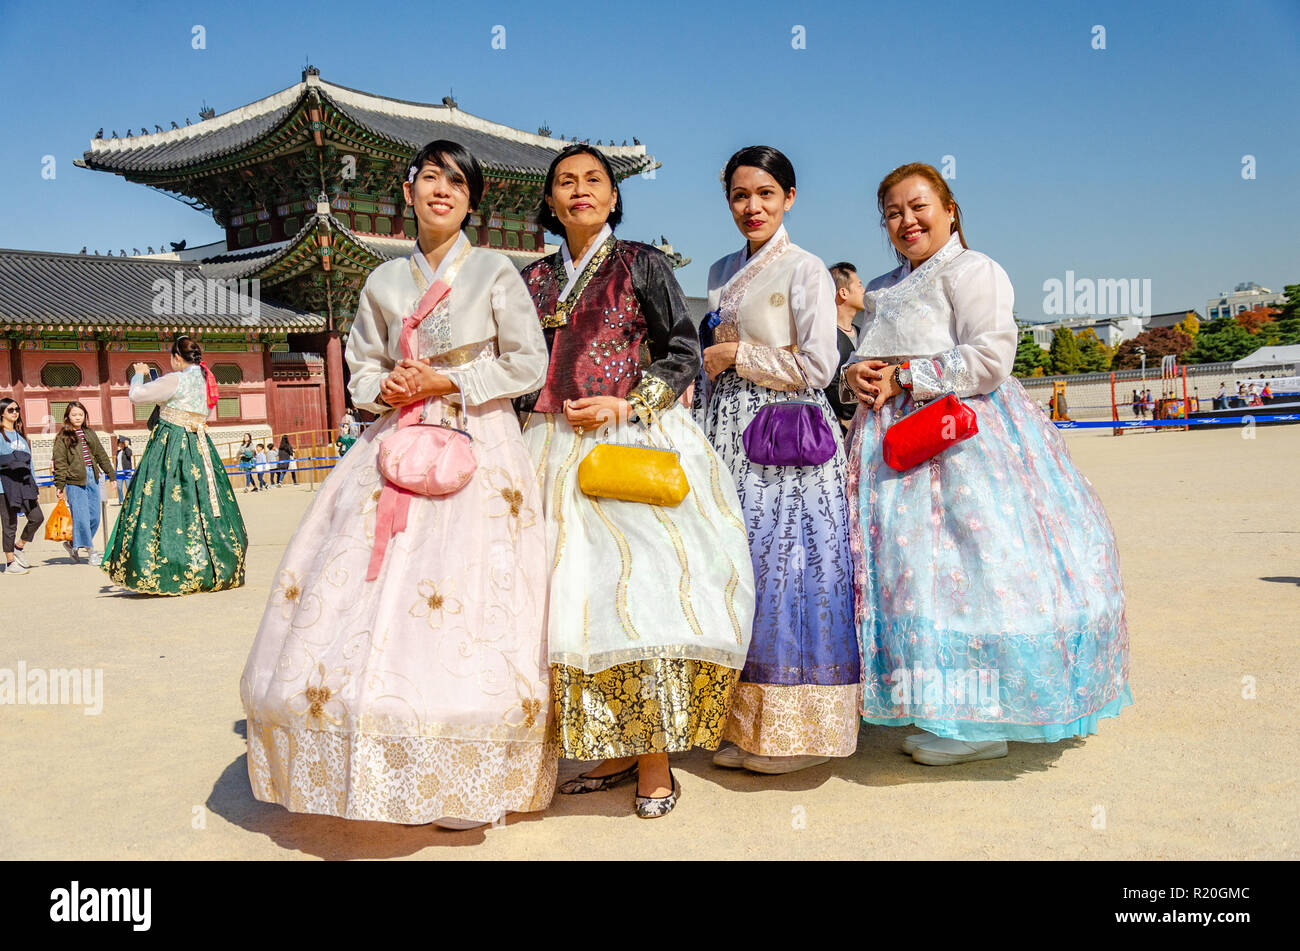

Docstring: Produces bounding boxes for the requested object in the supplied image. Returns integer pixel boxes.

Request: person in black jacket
[0,398,44,575]
[825,262,864,431]
[114,436,134,504]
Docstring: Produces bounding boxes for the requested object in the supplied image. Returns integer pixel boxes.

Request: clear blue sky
[1,0,1297,317]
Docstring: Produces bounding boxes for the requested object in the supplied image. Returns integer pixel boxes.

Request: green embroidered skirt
[103,411,247,595]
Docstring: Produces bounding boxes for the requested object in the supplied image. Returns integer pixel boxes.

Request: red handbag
[882,393,978,471]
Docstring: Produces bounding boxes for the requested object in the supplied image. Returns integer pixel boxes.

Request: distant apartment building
[1027,310,1203,349]
[1206,282,1286,320]
[1029,315,1145,349]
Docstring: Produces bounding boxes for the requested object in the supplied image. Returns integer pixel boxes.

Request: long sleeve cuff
[909,348,979,401]
[627,373,677,419]
[735,342,807,392]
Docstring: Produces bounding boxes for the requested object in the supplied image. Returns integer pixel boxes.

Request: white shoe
[63,542,80,563]
[4,561,28,575]
[88,551,102,567]
[901,732,936,755]
[911,739,1008,766]
[742,754,831,775]
[712,745,750,769]
[432,817,489,830]
[11,550,30,569]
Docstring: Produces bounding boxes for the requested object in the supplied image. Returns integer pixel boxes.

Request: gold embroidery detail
[551,659,740,759]
[723,682,861,757]
[723,566,743,645]
[540,236,616,329]
[650,506,703,639]
[550,428,585,570]
[769,291,786,307]
[410,578,464,628]
[588,496,638,641]
[690,426,744,531]
[627,373,677,415]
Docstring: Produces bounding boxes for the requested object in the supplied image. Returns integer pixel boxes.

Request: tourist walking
[275,436,296,485]
[0,398,43,575]
[51,401,113,565]
[237,434,257,493]
[114,437,134,504]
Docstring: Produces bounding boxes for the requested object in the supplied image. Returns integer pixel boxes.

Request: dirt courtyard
[1,424,1296,860]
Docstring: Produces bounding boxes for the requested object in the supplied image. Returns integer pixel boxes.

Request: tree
[1048,326,1083,375]
[1185,320,1258,364]
[1013,331,1051,377]
[1235,305,1278,336]
[1271,284,1300,345]
[1075,328,1114,372]
[1112,327,1194,369]
[1173,312,1200,337]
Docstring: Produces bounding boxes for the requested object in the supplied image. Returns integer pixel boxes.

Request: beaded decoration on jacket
[525,242,650,413]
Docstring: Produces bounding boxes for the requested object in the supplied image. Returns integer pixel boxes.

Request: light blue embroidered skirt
[847,377,1132,742]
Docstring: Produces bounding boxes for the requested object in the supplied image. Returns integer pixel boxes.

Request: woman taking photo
[843,162,1131,765]
[0,398,43,575]
[52,401,113,565]
[694,145,860,776]
[242,140,556,830]
[520,144,754,817]
[102,336,247,595]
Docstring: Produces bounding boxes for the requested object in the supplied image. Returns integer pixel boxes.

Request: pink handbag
[376,404,476,497]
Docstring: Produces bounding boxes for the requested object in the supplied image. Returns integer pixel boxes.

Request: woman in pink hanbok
[241,140,556,829]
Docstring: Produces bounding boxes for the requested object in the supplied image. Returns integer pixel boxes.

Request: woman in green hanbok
[102,336,247,595]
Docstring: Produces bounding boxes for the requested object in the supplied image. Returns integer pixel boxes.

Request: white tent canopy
[1233,344,1300,370]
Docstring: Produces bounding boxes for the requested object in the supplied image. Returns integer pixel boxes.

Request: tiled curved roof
[0,249,322,331]
[79,75,656,179]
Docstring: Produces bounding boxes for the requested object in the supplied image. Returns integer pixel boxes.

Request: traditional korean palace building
[1,67,659,458]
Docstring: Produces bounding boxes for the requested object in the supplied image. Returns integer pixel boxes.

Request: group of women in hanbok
[237,138,1131,828]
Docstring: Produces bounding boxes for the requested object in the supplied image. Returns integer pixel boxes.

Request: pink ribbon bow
[366,278,452,581]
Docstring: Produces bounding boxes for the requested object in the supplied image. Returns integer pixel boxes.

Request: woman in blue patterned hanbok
[843,163,1131,765]
[695,146,860,774]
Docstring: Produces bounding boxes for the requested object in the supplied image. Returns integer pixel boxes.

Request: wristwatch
[894,361,913,390]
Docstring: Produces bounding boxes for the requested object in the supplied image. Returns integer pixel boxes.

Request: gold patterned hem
[552,659,740,759]
[722,682,861,757]
[245,718,558,824]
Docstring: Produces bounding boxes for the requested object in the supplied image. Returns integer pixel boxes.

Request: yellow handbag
[578,442,690,506]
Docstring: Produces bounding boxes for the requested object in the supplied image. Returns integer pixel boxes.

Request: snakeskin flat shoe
[634,770,681,819]
[558,761,639,794]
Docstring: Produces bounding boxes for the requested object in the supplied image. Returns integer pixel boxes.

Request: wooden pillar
[95,336,113,435]
[7,338,23,405]
[324,331,345,435]
[261,339,278,433]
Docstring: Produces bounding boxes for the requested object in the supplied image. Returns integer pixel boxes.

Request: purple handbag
[743,397,838,467]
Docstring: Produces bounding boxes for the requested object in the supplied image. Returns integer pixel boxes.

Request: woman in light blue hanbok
[843,163,1131,765]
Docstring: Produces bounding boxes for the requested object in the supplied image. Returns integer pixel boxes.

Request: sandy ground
[1,425,1296,860]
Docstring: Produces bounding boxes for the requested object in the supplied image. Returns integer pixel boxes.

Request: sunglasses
[2,408,19,415]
